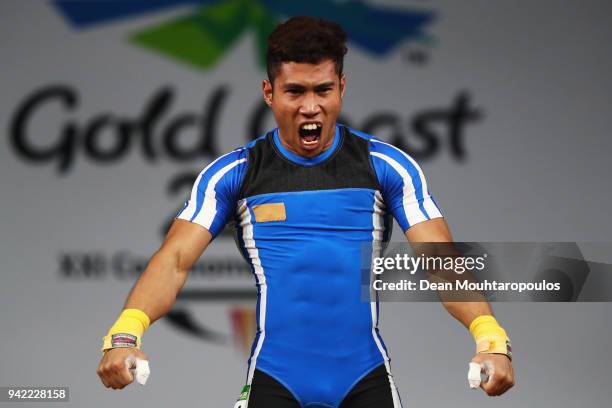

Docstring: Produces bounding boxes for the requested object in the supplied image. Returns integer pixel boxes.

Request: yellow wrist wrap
[469,315,512,360]
[101,309,150,352]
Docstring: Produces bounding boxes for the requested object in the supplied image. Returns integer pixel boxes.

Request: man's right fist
[96,348,149,389]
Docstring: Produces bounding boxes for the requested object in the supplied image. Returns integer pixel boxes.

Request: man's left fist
[469,353,515,396]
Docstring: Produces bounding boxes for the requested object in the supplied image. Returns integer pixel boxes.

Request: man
[97,16,514,407]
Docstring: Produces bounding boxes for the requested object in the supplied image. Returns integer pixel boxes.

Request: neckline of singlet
[271,124,342,166]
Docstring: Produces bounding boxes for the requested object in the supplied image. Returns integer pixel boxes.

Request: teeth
[301,123,321,130]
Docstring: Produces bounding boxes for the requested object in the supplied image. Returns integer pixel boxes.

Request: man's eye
[317,88,332,94]
[287,89,302,94]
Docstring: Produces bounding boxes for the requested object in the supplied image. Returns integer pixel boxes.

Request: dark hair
[266,16,348,84]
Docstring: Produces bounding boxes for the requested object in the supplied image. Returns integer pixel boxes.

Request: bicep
[157,219,213,273]
[405,217,453,243]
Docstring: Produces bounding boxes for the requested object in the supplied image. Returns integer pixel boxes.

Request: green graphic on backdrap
[131,0,276,70]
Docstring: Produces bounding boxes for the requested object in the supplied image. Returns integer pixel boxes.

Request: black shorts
[245,364,400,408]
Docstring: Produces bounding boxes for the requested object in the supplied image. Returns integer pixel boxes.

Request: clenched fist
[469,353,515,396]
[97,348,149,390]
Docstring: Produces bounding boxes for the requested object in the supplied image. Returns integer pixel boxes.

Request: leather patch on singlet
[253,203,286,222]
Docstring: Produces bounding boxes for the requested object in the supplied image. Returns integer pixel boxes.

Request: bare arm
[123,219,212,323]
[405,217,493,327]
[406,218,514,396]
[97,219,211,389]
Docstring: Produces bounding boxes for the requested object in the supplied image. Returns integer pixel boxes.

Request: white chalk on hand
[467,362,482,388]
[467,361,494,389]
[126,356,150,386]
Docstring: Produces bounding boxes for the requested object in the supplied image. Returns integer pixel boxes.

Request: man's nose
[299,93,321,116]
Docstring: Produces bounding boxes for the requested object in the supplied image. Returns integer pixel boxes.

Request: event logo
[11,2,472,179]
[52,0,436,70]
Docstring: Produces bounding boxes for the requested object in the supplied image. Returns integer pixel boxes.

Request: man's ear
[262,79,273,107]
[339,74,346,99]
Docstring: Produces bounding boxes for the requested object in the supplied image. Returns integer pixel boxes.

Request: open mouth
[298,122,323,147]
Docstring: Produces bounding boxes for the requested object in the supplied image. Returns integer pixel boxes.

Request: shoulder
[196,132,270,178]
[343,125,423,174]
[243,131,269,150]
[196,148,247,181]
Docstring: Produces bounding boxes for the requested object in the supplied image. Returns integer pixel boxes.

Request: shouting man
[97,16,514,407]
